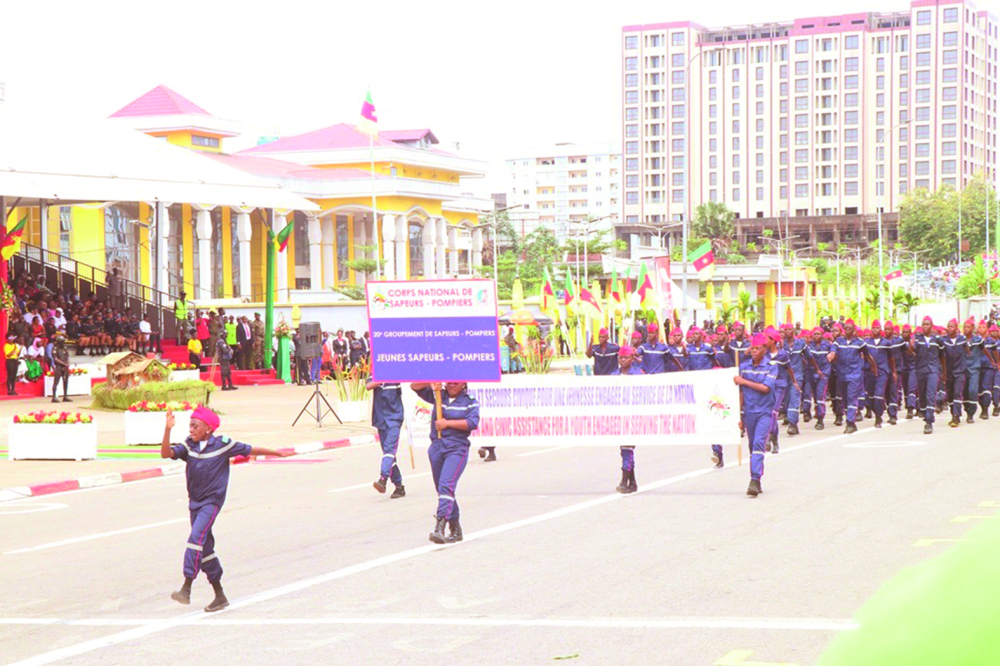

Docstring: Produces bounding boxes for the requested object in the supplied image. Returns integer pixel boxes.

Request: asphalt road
[2,414,998,666]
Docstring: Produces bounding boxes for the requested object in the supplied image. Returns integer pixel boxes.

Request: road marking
[328,472,430,493]
[912,538,968,547]
[0,502,67,516]
[950,515,996,523]
[516,446,575,457]
[715,649,798,665]
[0,616,859,631]
[3,427,860,666]
[4,518,186,555]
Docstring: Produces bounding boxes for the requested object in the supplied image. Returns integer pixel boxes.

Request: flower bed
[91,379,215,411]
[128,400,199,413]
[166,363,197,371]
[8,411,98,460]
[45,367,88,376]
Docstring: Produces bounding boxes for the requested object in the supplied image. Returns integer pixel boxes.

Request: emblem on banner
[372,291,390,311]
[476,288,492,306]
[707,393,733,421]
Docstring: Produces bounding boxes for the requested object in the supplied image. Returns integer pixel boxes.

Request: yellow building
[14,85,489,302]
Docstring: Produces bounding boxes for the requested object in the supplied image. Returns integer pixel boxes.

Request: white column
[448,225,459,277]
[195,208,213,301]
[273,211,289,301]
[381,214,396,280]
[321,216,335,288]
[421,221,436,280]
[472,227,483,269]
[307,213,322,291]
[395,216,408,280]
[157,202,171,305]
[357,215,369,286]
[236,210,252,299]
[436,218,447,279]
[39,200,48,252]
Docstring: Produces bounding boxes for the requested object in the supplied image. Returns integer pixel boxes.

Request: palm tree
[692,201,735,255]
[893,289,919,322]
[736,290,757,324]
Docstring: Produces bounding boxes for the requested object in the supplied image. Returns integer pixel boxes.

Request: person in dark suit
[236,316,253,371]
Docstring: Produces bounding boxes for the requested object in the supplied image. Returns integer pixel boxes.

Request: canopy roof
[0,108,317,211]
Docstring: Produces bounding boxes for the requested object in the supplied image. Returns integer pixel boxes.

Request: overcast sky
[4,0,992,196]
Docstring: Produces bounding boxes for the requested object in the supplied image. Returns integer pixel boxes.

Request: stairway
[159,340,285,387]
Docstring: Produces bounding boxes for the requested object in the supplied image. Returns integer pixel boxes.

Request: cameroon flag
[688,241,715,281]
[275,219,295,253]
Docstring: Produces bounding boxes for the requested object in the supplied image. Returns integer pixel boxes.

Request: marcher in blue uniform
[411,381,480,544]
[765,327,795,452]
[711,326,736,468]
[367,381,406,498]
[780,324,806,436]
[981,322,998,419]
[802,327,832,430]
[827,319,877,434]
[586,328,620,376]
[941,318,968,428]
[883,322,904,423]
[729,321,751,366]
[665,328,688,371]
[162,406,291,612]
[991,326,1000,415]
[611,346,644,493]
[736,334,777,497]
[963,319,985,423]
[865,320,895,428]
[911,316,944,434]
[898,324,918,419]
[636,323,669,375]
[685,327,717,371]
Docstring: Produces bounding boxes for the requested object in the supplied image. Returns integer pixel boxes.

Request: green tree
[343,244,385,282]
[955,255,1000,298]
[692,202,735,254]
[899,174,999,265]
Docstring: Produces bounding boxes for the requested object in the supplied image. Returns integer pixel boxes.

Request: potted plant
[44,366,92,397]
[167,362,201,383]
[8,411,97,460]
[124,400,201,445]
[325,356,371,422]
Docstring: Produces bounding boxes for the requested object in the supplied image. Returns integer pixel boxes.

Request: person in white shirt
[52,308,67,330]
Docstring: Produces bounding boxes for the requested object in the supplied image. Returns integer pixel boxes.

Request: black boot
[834,415,844,426]
[949,416,959,428]
[747,479,762,497]
[865,408,873,420]
[981,408,989,420]
[205,579,229,612]
[924,422,934,434]
[616,470,629,494]
[802,411,812,423]
[477,447,487,459]
[171,577,193,605]
[993,406,1000,417]
[844,423,857,434]
[429,517,448,544]
[711,450,724,468]
[626,470,637,494]
[390,485,406,499]
[787,423,799,436]
[966,414,975,424]
[874,416,883,428]
[906,408,914,420]
[815,419,825,430]
[888,415,897,425]
[483,447,497,462]
[373,476,387,494]
[445,518,463,543]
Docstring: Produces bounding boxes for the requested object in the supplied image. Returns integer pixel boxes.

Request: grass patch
[91,380,216,411]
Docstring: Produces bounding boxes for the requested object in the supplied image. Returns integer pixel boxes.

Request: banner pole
[264,213,275,371]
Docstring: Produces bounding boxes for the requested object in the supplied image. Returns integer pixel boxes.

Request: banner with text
[367,279,502,383]
[401,369,740,447]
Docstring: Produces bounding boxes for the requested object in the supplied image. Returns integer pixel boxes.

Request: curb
[0,435,376,503]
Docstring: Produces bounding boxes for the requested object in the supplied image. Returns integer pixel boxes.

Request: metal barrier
[10,241,178,341]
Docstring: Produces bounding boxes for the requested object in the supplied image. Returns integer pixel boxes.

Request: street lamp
[683,46,724,327]
[473,203,527,279]
[760,234,800,325]
[877,118,912,322]
[633,221,685,254]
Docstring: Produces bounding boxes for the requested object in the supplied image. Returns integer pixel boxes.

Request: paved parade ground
[1,410,998,665]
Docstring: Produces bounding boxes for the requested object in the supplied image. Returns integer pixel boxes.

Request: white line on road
[3,427,864,666]
[0,615,859,631]
[328,472,431,493]
[516,446,575,457]
[4,519,187,555]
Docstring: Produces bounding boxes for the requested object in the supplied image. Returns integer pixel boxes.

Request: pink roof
[110,85,212,118]
[205,153,387,182]
[380,129,438,144]
[240,123,398,154]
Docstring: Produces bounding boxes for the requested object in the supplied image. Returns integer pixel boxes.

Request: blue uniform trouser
[886,373,899,418]
[784,376,802,425]
[620,446,635,471]
[803,374,828,421]
[838,374,863,425]
[744,410,771,481]
[711,444,723,462]
[377,424,403,485]
[980,367,995,412]
[994,368,1000,408]
[829,368,843,417]
[862,371,873,413]
[946,373,967,419]
[768,384,787,441]
[866,372,889,417]
[428,441,469,520]
[965,370,981,417]
[917,372,940,424]
[900,369,917,410]
[184,505,224,583]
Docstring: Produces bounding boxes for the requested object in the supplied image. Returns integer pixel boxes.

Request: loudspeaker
[298,322,323,359]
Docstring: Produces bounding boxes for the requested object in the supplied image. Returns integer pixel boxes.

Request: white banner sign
[401,369,741,447]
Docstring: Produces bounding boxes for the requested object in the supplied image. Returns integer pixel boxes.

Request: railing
[10,241,179,341]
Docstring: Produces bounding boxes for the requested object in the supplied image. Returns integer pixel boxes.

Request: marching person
[161,406,292,612]
[764,327,794,452]
[685,327,717,371]
[586,328,620,376]
[828,319,876,435]
[802,327,832,430]
[983,323,999,419]
[865,321,894,428]
[410,381,480,545]
[367,381,406,498]
[637,323,669,375]
[964,319,986,423]
[50,335,71,403]
[729,321,751,365]
[666,327,688,371]
[897,324,918,420]
[611,346,643,493]
[912,316,944,434]
[735,333,778,497]
[884,322,904,424]
[941,318,968,428]
[991,325,1000,416]
[781,323,805,436]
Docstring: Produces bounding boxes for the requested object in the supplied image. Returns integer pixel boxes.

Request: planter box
[170,369,201,382]
[44,374,93,397]
[335,400,370,423]
[8,422,98,460]
[125,410,192,446]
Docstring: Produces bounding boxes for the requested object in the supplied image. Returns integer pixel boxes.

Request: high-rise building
[621,0,998,252]
[502,142,621,243]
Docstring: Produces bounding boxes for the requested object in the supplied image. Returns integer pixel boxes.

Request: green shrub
[92,380,216,411]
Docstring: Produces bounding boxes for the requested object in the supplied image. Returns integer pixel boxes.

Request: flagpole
[264,212,275,371]
[370,130,381,280]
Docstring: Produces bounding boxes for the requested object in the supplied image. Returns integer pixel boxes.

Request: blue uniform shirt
[783,339,806,379]
[591,343,621,376]
[898,336,916,371]
[912,333,943,374]
[769,347,791,387]
[685,342,715,371]
[170,435,253,511]
[730,338,751,365]
[610,364,645,375]
[416,388,480,447]
[967,334,985,370]
[865,337,893,374]
[372,382,404,429]
[805,340,833,376]
[715,344,736,368]
[637,342,669,374]
[740,359,778,414]
[941,335,968,375]
[832,337,868,378]
[666,344,688,371]
[985,338,999,370]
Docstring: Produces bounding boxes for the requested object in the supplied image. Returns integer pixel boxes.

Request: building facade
[502,143,621,243]
[621,0,999,252]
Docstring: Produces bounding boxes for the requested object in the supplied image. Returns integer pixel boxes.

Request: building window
[626,158,639,171]
[671,32,684,45]
[625,57,638,71]
[626,90,638,104]
[943,49,957,64]
[942,105,956,119]
[756,187,765,201]
[845,146,858,160]
[104,204,140,285]
[916,34,930,49]
[845,57,858,72]
[795,132,807,145]
[795,79,808,92]
[942,31,957,46]
[845,93,858,107]
[942,160,956,174]
[845,164,858,178]
[625,74,638,87]
[943,141,956,156]
[191,135,220,148]
[845,75,859,89]
[626,192,639,205]
[942,123,957,138]
[916,10,930,25]
[795,149,807,163]
[795,39,808,53]
[625,36,638,49]
[795,166,808,180]
[943,7,958,22]
[795,184,808,197]
[916,162,930,176]
[733,188,740,201]
[845,182,858,195]
[845,35,859,50]
[845,129,858,142]
[915,124,930,139]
